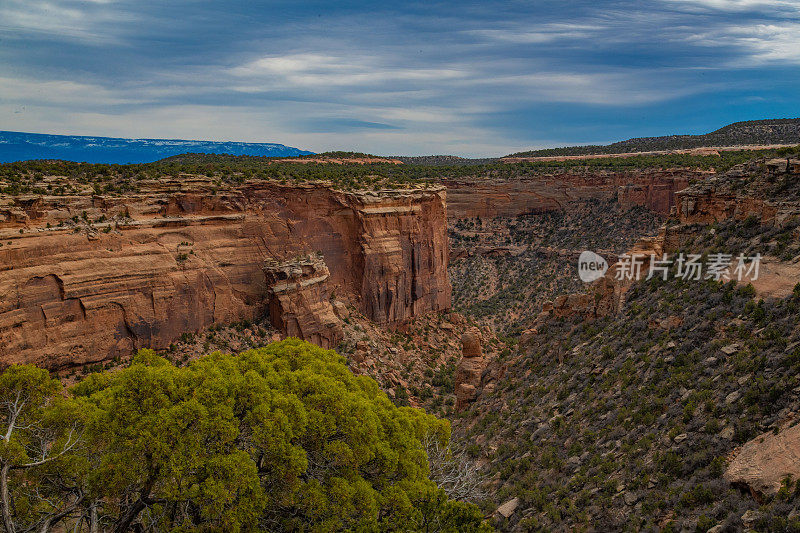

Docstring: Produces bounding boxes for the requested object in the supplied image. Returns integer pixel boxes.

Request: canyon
[2,151,800,531]
[0,178,450,368]
[455,156,800,531]
[0,165,702,370]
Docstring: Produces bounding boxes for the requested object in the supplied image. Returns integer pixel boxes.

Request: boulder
[725,422,800,501]
[494,497,520,519]
[331,300,350,320]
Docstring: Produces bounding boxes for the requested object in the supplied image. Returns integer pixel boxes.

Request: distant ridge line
[506,118,800,158]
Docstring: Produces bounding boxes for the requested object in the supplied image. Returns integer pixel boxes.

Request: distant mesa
[0,130,313,164]
[505,118,800,160]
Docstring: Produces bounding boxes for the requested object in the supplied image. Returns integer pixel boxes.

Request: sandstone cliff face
[675,184,779,224]
[674,162,800,225]
[0,180,451,368]
[445,169,704,219]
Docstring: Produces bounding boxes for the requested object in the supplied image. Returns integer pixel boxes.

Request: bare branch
[424,434,487,503]
[14,427,83,470]
[3,391,26,443]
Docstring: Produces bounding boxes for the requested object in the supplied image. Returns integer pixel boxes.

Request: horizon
[4,116,800,160]
[1,117,799,162]
[2,1,799,156]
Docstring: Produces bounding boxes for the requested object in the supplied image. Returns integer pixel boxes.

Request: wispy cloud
[685,22,800,65]
[468,23,603,44]
[0,0,132,43]
[0,0,798,156]
[662,0,800,13]
[230,53,468,88]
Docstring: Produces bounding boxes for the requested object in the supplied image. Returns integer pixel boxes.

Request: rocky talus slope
[463,269,800,531]
[0,178,450,369]
[455,157,800,531]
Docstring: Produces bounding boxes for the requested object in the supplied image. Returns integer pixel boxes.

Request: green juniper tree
[1,340,490,533]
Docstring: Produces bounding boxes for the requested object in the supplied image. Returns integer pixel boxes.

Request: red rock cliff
[444,169,705,218]
[0,180,451,368]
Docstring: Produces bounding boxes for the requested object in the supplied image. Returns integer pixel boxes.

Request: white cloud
[468,23,604,44]
[230,53,467,88]
[663,0,800,12]
[685,22,800,64]
[464,71,703,106]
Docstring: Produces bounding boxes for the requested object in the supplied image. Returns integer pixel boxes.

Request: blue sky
[0,0,798,156]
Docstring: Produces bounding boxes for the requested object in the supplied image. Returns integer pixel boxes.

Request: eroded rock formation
[263,255,342,349]
[454,330,486,410]
[524,231,666,336]
[676,184,779,224]
[0,180,451,368]
[675,160,800,225]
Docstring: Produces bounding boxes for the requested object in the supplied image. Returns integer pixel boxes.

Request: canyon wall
[676,183,783,224]
[675,161,800,225]
[444,168,706,219]
[0,180,451,368]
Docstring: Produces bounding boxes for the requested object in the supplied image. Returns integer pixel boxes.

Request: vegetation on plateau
[2,145,799,197]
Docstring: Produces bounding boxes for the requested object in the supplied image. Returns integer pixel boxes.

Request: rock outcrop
[0,180,451,368]
[525,231,667,336]
[445,169,704,219]
[262,254,342,349]
[725,422,800,501]
[676,184,780,224]
[675,161,800,225]
[454,330,486,410]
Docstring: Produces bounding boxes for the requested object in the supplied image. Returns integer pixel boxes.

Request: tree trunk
[113,499,146,533]
[0,463,15,533]
[89,502,98,533]
[37,517,51,533]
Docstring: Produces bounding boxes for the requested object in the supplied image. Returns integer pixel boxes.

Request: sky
[0,0,799,156]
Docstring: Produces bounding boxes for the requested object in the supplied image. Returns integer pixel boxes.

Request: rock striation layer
[262,254,343,349]
[444,169,705,219]
[0,180,451,368]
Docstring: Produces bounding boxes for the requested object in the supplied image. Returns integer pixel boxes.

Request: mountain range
[0,130,312,164]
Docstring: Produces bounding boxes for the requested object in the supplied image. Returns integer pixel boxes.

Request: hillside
[0,130,312,164]
[460,266,800,531]
[4,145,797,199]
[508,118,800,158]
[454,155,800,531]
